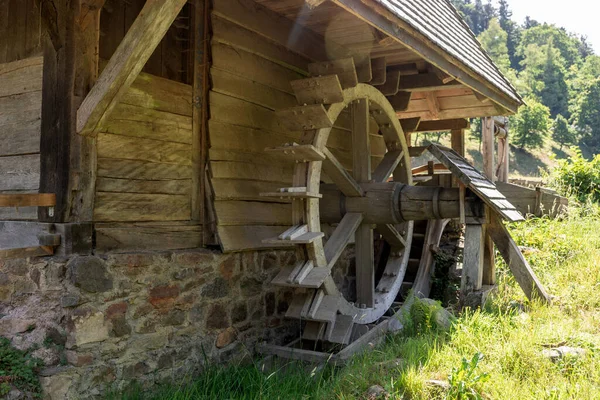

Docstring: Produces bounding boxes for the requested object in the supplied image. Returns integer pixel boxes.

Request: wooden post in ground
[481,117,496,286]
[461,219,484,302]
[451,128,465,157]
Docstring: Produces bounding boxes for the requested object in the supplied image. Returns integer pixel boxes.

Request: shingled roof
[375,0,521,103]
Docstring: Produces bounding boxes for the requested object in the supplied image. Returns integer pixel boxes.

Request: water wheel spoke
[322,147,364,197]
[372,150,404,183]
[355,224,375,307]
[377,224,406,249]
[324,212,364,268]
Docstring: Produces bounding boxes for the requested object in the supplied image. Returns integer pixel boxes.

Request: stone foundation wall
[0,249,299,399]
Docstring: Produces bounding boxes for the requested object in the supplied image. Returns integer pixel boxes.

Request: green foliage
[549,149,600,203]
[517,24,582,70]
[552,115,576,150]
[478,19,511,73]
[512,97,551,149]
[447,353,490,400]
[0,337,43,397]
[573,78,600,151]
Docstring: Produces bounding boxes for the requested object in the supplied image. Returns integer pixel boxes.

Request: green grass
[110,212,600,400]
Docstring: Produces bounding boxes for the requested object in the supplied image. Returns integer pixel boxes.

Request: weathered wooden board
[218,225,293,252]
[102,104,192,144]
[0,56,43,98]
[212,42,302,95]
[97,133,191,165]
[0,221,54,250]
[119,72,193,117]
[212,179,290,203]
[95,223,202,253]
[94,192,190,221]
[0,154,40,191]
[210,161,293,183]
[0,90,42,126]
[97,158,193,180]
[96,177,191,196]
[211,13,310,74]
[214,200,292,226]
[427,144,524,222]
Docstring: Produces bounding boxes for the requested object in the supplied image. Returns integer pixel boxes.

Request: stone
[109,316,131,337]
[60,294,80,308]
[219,257,237,280]
[421,298,456,332]
[265,292,276,316]
[542,346,587,362]
[68,256,113,293]
[149,285,180,309]
[157,352,174,369]
[127,330,170,354]
[366,385,389,399]
[105,302,128,319]
[73,312,109,346]
[65,351,93,367]
[240,277,263,297]
[231,303,247,324]
[173,251,216,265]
[0,272,10,285]
[0,318,36,335]
[40,373,73,400]
[261,253,278,271]
[161,310,186,326]
[123,362,150,379]
[6,388,24,400]
[426,379,450,390]
[206,303,228,330]
[46,327,67,346]
[201,277,229,299]
[32,347,61,366]
[216,327,237,349]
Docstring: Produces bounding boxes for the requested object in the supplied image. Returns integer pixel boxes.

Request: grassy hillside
[410,130,578,180]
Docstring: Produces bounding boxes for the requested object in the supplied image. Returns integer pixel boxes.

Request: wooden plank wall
[94,72,194,222]
[209,1,386,252]
[0,56,44,220]
[100,0,193,84]
[0,0,42,65]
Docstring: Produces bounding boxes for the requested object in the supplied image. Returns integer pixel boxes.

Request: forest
[451,0,600,156]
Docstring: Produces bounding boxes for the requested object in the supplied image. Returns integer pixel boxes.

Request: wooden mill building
[0,0,550,397]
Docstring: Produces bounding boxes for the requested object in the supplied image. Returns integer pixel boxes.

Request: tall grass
[109,212,600,400]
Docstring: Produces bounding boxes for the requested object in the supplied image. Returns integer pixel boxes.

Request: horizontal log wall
[0,56,44,220]
[209,0,386,252]
[94,72,194,223]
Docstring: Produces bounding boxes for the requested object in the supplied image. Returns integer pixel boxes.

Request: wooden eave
[331,0,522,113]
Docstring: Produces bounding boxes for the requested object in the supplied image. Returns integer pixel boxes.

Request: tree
[478,19,511,73]
[573,78,600,151]
[498,0,521,70]
[552,115,576,150]
[539,44,570,118]
[517,24,581,69]
[512,98,551,149]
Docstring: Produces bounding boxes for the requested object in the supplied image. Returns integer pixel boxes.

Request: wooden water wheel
[262,63,416,344]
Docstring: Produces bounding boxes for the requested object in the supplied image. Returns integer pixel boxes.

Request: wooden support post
[482,117,495,182]
[482,207,495,286]
[191,0,212,245]
[77,0,188,135]
[462,222,484,298]
[450,129,465,157]
[487,212,551,304]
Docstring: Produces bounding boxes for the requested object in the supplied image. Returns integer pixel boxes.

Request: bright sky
[497,0,600,53]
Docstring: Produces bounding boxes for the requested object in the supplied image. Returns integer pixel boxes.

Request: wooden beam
[0,194,56,208]
[372,150,403,182]
[487,213,551,304]
[387,91,412,112]
[451,129,465,157]
[399,73,463,92]
[399,117,421,133]
[462,223,484,297]
[425,92,440,119]
[415,119,469,133]
[77,0,188,135]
